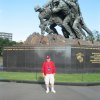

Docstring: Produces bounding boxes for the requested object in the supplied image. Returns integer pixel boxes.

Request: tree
[0,38,17,56]
[93,30,100,41]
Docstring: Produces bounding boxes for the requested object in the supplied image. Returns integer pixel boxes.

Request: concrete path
[0,82,100,100]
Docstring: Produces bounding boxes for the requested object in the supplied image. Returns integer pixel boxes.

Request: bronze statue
[34,0,93,40]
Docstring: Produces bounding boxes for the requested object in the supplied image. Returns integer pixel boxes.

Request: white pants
[44,74,54,85]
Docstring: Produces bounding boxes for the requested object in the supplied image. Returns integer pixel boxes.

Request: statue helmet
[53,0,59,3]
[34,5,41,12]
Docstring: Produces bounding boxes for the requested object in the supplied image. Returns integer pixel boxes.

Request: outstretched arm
[64,0,76,6]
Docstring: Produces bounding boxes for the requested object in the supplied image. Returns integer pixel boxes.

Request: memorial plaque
[71,46,100,73]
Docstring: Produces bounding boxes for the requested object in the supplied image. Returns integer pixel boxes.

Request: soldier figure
[35,0,93,41]
[51,0,76,38]
[35,3,70,38]
[65,0,93,39]
[34,5,58,35]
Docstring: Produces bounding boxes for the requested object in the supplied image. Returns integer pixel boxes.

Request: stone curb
[0,79,100,86]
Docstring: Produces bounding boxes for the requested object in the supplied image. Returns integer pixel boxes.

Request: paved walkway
[0,82,100,100]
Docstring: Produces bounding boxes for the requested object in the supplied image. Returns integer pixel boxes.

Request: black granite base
[3,45,100,73]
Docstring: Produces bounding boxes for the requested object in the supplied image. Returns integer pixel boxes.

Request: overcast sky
[0,0,100,42]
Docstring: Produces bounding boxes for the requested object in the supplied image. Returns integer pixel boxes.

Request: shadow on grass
[37,76,46,91]
[37,76,44,81]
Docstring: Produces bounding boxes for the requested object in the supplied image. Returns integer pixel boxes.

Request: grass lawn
[0,72,100,83]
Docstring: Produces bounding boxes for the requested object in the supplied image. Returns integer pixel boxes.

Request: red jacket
[42,60,56,75]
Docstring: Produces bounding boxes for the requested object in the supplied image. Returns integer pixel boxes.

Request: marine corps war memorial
[3,0,100,75]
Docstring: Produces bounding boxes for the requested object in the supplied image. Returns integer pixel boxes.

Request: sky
[0,0,100,42]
